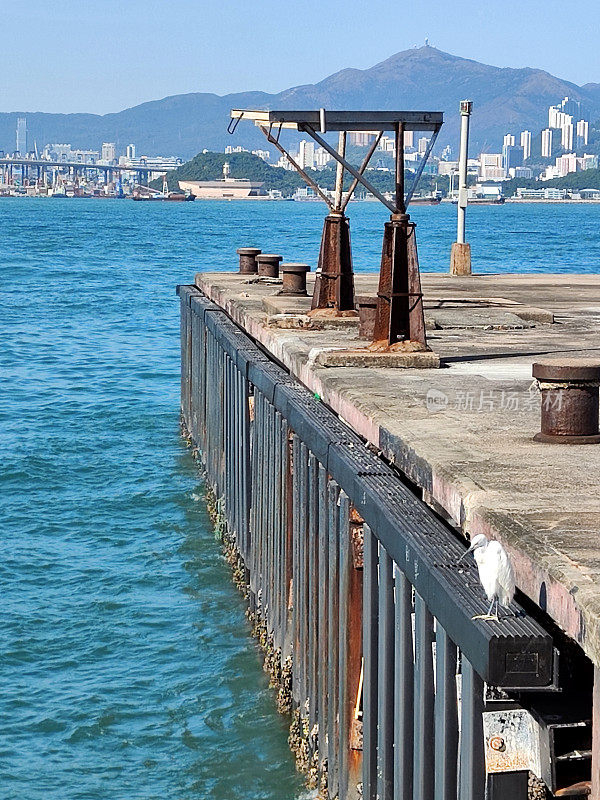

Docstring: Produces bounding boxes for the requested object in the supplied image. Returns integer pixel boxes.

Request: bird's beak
[457,542,475,563]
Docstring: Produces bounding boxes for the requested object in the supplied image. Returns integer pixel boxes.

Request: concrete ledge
[314,348,441,369]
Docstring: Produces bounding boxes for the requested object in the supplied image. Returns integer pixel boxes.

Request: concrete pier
[182,271,600,799]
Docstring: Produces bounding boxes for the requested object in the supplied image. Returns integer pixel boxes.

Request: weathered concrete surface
[195,271,600,667]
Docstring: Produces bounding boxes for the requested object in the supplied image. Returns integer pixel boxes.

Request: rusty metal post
[533,360,600,444]
[237,247,261,274]
[279,263,310,296]
[371,121,428,349]
[371,216,427,348]
[310,213,356,313]
[310,131,356,315]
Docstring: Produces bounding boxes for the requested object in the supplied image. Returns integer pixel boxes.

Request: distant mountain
[2,46,599,158]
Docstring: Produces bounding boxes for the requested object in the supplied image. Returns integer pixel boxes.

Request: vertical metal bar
[257,393,266,608]
[592,666,600,800]
[435,626,458,800]
[260,395,268,620]
[224,356,231,527]
[459,658,485,800]
[279,418,288,646]
[205,332,212,480]
[291,434,301,704]
[190,308,197,442]
[236,368,243,548]
[394,566,414,800]
[307,454,319,732]
[298,442,309,711]
[337,492,351,800]
[377,546,394,800]
[249,387,259,599]
[413,592,434,800]
[334,131,347,210]
[327,479,341,799]
[362,524,378,800]
[264,400,273,631]
[180,294,187,422]
[273,410,283,648]
[317,463,329,772]
[243,379,251,561]
[284,428,294,662]
[395,121,405,213]
[232,363,238,539]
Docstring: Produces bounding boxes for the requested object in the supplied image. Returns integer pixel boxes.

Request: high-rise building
[576,119,589,148]
[560,96,585,120]
[541,129,553,158]
[298,140,315,170]
[479,153,505,180]
[126,144,136,159]
[548,105,560,129]
[555,153,578,178]
[417,137,430,154]
[348,132,376,147]
[404,130,414,149]
[314,147,333,168]
[561,118,573,150]
[16,117,27,155]
[251,149,270,162]
[520,130,532,161]
[503,134,515,147]
[101,142,116,162]
[502,144,524,172]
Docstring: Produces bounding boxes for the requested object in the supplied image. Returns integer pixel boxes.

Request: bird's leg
[472,597,500,622]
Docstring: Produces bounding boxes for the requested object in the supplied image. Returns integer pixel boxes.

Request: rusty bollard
[237,247,261,274]
[532,359,600,444]
[279,263,310,296]
[256,253,283,278]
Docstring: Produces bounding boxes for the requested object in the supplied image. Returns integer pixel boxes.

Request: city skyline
[2,0,600,114]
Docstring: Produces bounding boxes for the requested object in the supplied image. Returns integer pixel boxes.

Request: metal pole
[395,121,405,214]
[334,132,346,211]
[456,101,472,244]
[450,100,473,276]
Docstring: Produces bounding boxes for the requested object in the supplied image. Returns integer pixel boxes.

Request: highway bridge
[0,157,167,185]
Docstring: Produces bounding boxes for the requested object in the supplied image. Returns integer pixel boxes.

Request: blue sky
[2,0,599,114]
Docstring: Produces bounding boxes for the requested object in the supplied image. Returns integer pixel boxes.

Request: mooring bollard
[237,247,261,274]
[355,295,377,339]
[532,359,600,444]
[256,253,283,278]
[279,263,310,296]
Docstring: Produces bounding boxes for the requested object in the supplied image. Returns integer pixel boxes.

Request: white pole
[334,131,346,211]
[450,100,473,276]
[456,100,472,244]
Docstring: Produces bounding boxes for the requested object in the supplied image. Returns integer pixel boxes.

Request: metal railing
[178,284,554,800]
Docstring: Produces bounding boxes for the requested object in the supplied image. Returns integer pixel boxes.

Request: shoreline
[4,193,600,204]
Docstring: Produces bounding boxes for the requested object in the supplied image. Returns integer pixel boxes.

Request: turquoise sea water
[1,198,599,799]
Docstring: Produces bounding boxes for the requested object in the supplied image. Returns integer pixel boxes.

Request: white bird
[458,534,515,621]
